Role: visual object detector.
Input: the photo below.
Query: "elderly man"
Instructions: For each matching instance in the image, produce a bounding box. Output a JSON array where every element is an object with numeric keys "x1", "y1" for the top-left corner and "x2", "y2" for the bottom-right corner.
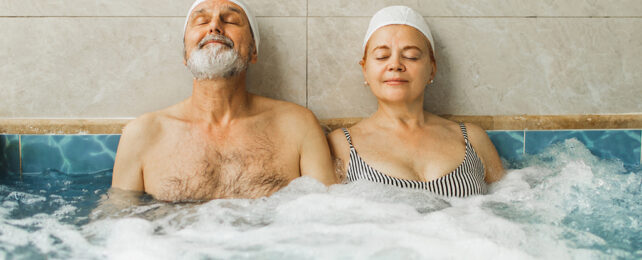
[{"x1": 111, "y1": 0, "x2": 337, "y2": 201}]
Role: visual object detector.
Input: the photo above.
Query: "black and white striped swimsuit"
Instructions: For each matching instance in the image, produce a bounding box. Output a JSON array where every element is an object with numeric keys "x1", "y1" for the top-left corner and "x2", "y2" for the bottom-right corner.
[{"x1": 342, "y1": 123, "x2": 487, "y2": 197}]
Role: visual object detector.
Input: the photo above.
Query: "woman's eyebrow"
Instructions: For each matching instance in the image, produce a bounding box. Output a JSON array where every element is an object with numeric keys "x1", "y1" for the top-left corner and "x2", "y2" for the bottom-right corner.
[
  {"x1": 402, "y1": 46, "x2": 423, "y2": 52},
  {"x1": 372, "y1": 45, "x2": 390, "y2": 52}
]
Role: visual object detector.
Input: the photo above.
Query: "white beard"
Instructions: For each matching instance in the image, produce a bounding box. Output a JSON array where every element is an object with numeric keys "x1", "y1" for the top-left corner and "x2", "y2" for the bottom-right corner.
[{"x1": 186, "y1": 44, "x2": 249, "y2": 80}]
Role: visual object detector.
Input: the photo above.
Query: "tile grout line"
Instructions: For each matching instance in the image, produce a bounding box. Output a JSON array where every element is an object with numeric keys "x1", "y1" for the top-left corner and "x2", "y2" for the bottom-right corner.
[
  {"x1": 523, "y1": 130, "x2": 526, "y2": 156},
  {"x1": 18, "y1": 135, "x2": 22, "y2": 178}
]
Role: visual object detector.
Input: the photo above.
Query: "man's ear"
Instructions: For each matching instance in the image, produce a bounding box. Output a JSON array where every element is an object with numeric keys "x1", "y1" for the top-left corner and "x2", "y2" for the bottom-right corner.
[{"x1": 250, "y1": 45, "x2": 258, "y2": 64}]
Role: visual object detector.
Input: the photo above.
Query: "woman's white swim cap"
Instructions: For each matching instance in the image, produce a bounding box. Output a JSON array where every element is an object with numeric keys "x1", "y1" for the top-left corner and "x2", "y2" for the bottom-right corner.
[{"x1": 363, "y1": 6, "x2": 434, "y2": 56}]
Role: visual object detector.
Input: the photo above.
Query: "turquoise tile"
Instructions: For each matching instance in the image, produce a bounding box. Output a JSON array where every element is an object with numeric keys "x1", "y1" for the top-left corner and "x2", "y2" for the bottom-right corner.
[
  {"x1": 525, "y1": 130, "x2": 641, "y2": 168},
  {"x1": 486, "y1": 131, "x2": 525, "y2": 168},
  {"x1": 21, "y1": 135, "x2": 120, "y2": 174},
  {"x1": 0, "y1": 135, "x2": 20, "y2": 176}
]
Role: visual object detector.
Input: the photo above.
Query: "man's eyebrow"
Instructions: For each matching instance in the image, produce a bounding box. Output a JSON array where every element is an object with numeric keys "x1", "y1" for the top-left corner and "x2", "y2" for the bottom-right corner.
[
  {"x1": 190, "y1": 8, "x2": 208, "y2": 20},
  {"x1": 224, "y1": 6, "x2": 242, "y2": 14}
]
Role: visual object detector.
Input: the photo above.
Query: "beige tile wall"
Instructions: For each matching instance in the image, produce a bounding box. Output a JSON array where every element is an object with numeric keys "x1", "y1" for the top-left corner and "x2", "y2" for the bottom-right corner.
[{"x1": 0, "y1": 0, "x2": 640, "y2": 119}]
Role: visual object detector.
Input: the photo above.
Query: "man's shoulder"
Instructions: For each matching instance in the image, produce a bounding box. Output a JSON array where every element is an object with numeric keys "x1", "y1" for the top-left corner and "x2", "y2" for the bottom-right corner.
[
  {"x1": 253, "y1": 95, "x2": 318, "y2": 123},
  {"x1": 122, "y1": 112, "x2": 162, "y2": 141},
  {"x1": 123, "y1": 103, "x2": 185, "y2": 136},
  {"x1": 252, "y1": 96, "x2": 322, "y2": 141}
]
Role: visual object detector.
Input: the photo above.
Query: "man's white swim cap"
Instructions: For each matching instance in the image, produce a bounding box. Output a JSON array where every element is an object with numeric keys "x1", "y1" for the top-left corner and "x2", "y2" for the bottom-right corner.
[
  {"x1": 363, "y1": 6, "x2": 434, "y2": 56},
  {"x1": 184, "y1": 0, "x2": 260, "y2": 55}
]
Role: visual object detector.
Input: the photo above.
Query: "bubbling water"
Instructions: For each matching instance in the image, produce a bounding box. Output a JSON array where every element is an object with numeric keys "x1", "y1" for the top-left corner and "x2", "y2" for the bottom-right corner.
[{"x1": 0, "y1": 139, "x2": 640, "y2": 259}]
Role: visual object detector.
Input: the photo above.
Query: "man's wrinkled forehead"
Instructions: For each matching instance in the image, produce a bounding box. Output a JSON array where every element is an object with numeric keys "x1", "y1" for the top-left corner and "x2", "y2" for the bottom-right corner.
[{"x1": 188, "y1": 1, "x2": 246, "y2": 24}]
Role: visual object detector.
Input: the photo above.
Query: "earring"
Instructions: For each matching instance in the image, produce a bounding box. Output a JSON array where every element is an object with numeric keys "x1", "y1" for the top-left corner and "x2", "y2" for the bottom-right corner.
[
  {"x1": 425, "y1": 80, "x2": 434, "y2": 88},
  {"x1": 364, "y1": 81, "x2": 369, "y2": 86}
]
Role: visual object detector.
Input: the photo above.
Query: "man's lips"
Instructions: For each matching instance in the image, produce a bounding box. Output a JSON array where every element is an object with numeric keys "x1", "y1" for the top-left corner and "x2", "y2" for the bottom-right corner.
[{"x1": 200, "y1": 40, "x2": 230, "y2": 48}]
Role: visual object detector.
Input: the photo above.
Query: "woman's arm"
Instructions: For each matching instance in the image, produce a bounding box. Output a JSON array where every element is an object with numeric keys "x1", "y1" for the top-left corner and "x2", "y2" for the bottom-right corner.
[{"x1": 464, "y1": 123, "x2": 505, "y2": 183}]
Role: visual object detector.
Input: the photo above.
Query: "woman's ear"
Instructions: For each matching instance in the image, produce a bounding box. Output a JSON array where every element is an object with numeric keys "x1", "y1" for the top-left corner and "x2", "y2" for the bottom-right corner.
[{"x1": 430, "y1": 59, "x2": 437, "y2": 82}]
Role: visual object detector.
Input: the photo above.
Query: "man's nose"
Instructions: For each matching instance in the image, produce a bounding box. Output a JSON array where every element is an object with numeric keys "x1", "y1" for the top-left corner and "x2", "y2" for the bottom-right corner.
[{"x1": 208, "y1": 19, "x2": 224, "y2": 35}]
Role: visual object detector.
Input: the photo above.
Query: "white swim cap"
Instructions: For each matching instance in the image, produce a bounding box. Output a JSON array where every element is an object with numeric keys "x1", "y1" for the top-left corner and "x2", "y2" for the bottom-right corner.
[
  {"x1": 363, "y1": 6, "x2": 434, "y2": 56},
  {"x1": 184, "y1": 0, "x2": 260, "y2": 55}
]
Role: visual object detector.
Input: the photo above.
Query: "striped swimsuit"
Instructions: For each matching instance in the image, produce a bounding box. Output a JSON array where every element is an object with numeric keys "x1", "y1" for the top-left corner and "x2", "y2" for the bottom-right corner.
[{"x1": 342, "y1": 123, "x2": 487, "y2": 197}]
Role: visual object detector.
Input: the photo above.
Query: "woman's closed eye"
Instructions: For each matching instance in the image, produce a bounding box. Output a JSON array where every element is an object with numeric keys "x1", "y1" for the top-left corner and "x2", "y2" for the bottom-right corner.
[
  {"x1": 375, "y1": 55, "x2": 389, "y2": 60},
  {"x1": 402, "y1": 50, "x2": 421, "y2": 60}
]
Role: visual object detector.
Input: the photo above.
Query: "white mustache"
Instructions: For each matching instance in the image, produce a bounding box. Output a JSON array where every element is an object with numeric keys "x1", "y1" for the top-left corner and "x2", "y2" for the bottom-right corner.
[{"x1": 198, "y1": 34, "x2": 234, "y2": 49}]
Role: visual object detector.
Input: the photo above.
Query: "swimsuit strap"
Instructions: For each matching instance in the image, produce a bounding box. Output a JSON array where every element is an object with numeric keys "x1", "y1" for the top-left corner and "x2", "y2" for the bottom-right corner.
[
  {"x1": 341, "y1": 128, "x2": 355, "y2": 149},
  {"x1": 459, "y1": 122, "x2": 469, "y2": 145}
]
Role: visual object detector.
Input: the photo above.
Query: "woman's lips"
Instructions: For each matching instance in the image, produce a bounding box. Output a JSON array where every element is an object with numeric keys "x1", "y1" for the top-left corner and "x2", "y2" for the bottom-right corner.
[{"x1": 384, "y1": 79, "x2": 409, "y2": 85}]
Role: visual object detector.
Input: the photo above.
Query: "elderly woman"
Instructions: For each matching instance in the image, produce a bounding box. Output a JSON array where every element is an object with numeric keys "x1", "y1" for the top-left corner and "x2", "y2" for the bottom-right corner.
[{"x1": 328, "y1": 6, "x2": 504, "y2": 197}]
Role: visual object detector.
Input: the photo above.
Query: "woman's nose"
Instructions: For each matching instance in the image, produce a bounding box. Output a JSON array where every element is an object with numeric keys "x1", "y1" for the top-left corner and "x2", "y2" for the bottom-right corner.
[{"x1": 387, "y1": 56, "x2": 405, "y2": 72}]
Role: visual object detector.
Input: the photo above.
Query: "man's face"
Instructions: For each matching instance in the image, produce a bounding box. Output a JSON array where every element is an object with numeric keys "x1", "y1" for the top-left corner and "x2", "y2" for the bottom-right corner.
[{"x1": 183, "y1": 0, "x2": 257, "y2": 79}]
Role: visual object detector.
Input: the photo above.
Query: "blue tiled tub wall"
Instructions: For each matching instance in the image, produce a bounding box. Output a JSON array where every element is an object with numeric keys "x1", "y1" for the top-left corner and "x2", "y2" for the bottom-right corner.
[{"x1": 1, "y1": 130, "x2": 641, "y2": 175}]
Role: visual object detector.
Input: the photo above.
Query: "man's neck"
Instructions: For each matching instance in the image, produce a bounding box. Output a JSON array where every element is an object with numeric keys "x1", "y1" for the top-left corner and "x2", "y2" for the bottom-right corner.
[{"x1": 187, "y1": 73, "x2": 251, "y2": 126}]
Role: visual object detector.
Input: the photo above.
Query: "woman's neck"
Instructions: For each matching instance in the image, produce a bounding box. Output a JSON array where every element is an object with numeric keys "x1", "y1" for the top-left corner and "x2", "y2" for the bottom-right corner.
[{"x1": 371, "y1": 99, "x2": 427, "y2": 130}]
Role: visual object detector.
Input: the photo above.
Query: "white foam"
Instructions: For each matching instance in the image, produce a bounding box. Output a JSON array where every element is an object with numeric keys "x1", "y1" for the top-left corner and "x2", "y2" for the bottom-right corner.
[{"x1": 1, "y1": 139, "x2": 640, "y2": 259}]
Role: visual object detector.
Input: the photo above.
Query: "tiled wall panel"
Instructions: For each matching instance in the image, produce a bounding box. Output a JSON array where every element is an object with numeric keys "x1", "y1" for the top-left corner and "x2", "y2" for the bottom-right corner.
[
  {"x1": 20, "y1": 135, "x2": 119, "y2": 174},
  {"x1": 0, "y1": 0, "x2": 640, "y2": 119},
  {"x1": 0, "y1": 17, "x2": 307, "y2": 117},
  {"x1": 487, "y1": 131, "x2": 524, "y2": 167},
  {"x1": 0, "y1": 135, "x2": 20, "y2": 175},
  {"x1": 308, "y1": 17, "x2": 642, "y2": 118},
  {"x1": 0, "y1": 0, "x2": 307, "y2": 17},
  {"x1": 525, "y1": 130, "x2": 642, "y2": 168},
  {"x1": 309, "y1": 0, "x2": 642, "y2": 17},
  {"x1": 1, "y1": 130, "x2": 639, "y2": 174}
]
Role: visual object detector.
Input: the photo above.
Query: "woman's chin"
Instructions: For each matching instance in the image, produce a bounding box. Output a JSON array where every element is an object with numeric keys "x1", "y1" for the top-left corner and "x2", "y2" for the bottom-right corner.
[{"x1": 375, "y1": 90, "x2": 422, "y2": 103}]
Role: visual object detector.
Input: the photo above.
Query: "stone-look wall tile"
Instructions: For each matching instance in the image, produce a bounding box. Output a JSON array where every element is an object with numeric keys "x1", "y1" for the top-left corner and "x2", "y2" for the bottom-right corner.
[
  {"x1": 307, "y1": 17, "x2": 642, "y2": 118},
  {"x1": 309, "y1": 0, "x2": 642, "y2": 17},
  {"x1": 0, "y1": 17, "x2": 192, "y2": 118},
  {"x1": 21, "y1": 135, "x2": 119, "y2": 174},
  {"x1": 0, "y1": 17, "x2": 304, "y2": 117},
  {"x1": 425, "y1": 18, "x2": 642, "y2": 116},
  {"x1": 308, "y1": 17, "x2": 375, "y2": 119},
  {"x1": 524, "y1": 130, "x2": 642, "y2": 168},
  {"x1": 0, "y1": 0, "x2": 306, "y2": 17},
  {"x1": 247, "y1": 18, "x2": 306, "y2": 106},
  {"x1": 241, "y1": 0, "x2": 306, "y2": 17},
  {"x1": 0, "y1": 135, "x2": 20, "y2": 175}
]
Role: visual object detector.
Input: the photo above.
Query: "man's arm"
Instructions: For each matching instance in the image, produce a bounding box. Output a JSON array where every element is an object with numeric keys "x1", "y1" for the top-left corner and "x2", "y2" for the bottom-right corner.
[
  {"x1": 111, "y1": 119, "x2": 148, "y2": 192},
  {"x1": 298, "y1": 110, "x2": 339, "y2": 185},
  {"x1": 327, "y1": 128, "x2": 352, "y2": 183}
]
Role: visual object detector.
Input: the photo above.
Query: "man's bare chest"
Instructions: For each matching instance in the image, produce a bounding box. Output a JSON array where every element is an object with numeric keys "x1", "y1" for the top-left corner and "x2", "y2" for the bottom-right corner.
[{"x1": 142, "y1": 132, "x2": 299, "y2": 201}]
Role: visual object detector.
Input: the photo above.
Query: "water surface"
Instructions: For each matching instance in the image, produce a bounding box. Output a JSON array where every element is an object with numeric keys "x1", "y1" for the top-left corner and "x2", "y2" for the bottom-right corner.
[{"x1": 0, "y1": 139, "x2": 640, "y2": 259}]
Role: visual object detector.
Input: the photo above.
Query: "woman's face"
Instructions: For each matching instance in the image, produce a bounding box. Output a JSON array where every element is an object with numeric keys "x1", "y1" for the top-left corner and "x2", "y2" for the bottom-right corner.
[{"x1": 361, "y1": 25, "x2": 436, "y2": 104}]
